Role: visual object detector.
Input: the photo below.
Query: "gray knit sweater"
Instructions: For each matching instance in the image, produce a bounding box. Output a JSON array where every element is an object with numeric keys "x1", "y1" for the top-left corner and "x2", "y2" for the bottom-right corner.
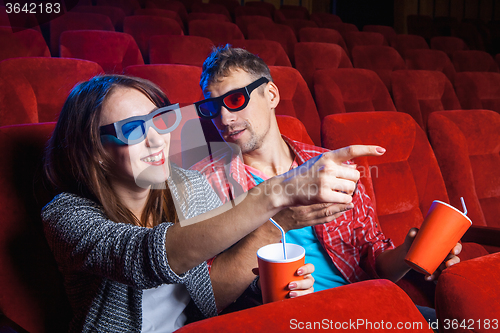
[{"x1": 41, "y1": 168, "x2": 222, "y2": 332}]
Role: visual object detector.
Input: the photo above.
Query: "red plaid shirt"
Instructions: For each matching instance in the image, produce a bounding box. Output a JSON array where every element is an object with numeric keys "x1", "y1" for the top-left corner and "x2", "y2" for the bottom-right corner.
[{"x1": 191, "y1": 136, "x2": 394, "y2": 283}]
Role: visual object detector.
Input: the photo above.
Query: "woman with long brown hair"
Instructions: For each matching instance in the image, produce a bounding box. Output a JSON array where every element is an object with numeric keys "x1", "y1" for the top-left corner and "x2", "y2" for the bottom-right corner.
[{"x1": 41, "y1": 75, "x2": 365, "y2": 332}]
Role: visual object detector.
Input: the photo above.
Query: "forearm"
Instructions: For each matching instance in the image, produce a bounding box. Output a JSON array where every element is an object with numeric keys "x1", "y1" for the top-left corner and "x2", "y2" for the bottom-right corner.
[
  {"x1": 210, "y1": 222, "x2": 281, "y2": 311},
  {"x1": 165, "y1": 179, "x2": 285, "y2": 275},
  {"x1": 375, "y1": 245, "x2": 412, "y2": 282}
]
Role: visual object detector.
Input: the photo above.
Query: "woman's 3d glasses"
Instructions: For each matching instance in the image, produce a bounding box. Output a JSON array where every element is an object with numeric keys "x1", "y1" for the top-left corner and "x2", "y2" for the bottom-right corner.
[
  {"x1": 194, "y1": 77, "x2": 269, "y2": 119},
  {"x1": 100, "y1": 104, "x2": 182, "y2": 145}
]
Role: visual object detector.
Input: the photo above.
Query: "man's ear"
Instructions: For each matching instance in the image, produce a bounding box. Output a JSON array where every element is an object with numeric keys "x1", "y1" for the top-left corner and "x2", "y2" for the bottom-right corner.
[{"x1": 267, "y1": 81, "x2": 280, "y2": 109}]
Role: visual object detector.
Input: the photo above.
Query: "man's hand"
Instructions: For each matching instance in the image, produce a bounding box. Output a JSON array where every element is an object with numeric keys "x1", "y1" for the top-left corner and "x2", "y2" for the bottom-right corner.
[{"x1": 403, "y1": 228, "x2": 462, "y2": 281}]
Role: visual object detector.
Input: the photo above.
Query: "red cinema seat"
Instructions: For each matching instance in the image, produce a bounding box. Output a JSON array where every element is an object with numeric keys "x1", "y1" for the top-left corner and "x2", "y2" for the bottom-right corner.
[
  {"x1": 60, "y1": 30, "x2": 144, "y2": 74},
  {"x1": 231, "y1": 40, "x2": 292, "y2": 67},
  {"x1": 391, "y1": 70, "x2": 461, "y2": 130},
  {"x1": 191, "y1": 2, "x2": 231, "y2": 21},
  {"x1": 298, "y1": 27, "x2": 349, "y2": 56},
  {"x1": 428, "y1": 110, "x2": 500, "y2": 253},
  {"x1": 177, "y1": 280, "x2": 433, "y2": 333},
  {"x1": 436, "y1": 252, "x2": 500, "y2": 330},
  {"x1": 124, "y1": 16, "x2": 184, "y2": 63},
  {"x1": 323, "y1": 22, "x2": 359, "y2": 38},
  {"x1": 452, "y1": 50, "x2": 500, "y2": 73},
  {"x1": 247, "y1": 23, "x2": 297, "y2": 64},
  {"x1": 124, "y1": 64, "x2": 204, "y2": 166},
  {"x1": 430, "y1": 36, "x2": 468, "y2": 59},
  {"x1": 294, "y1": 42, "x2": 352, "y2": 92},
  {"x1": 0, "y1": 27, "x2": 50, "y2": 62},
  {"x1": 149, "y1": 35, "x2": 214, "y2": 67},
  {"x1": 95, "y1": 0, "x2": 141, "y2": 15},
  {"x1": 0, "y1": 5, "x2": 40, "y2": 32},
  {"x1": 234, "y1": 6, "x2": 272, "y2": 19},
  {"x1": 72, "y1": 5, "x2": 126, "y2": 31},
  {"x1": 236, "y1": 15, "x2": 274, "y2": 38},
  {"x1": 275, "y1": 115, "x2": 314, "y2": 145},
  {"x1": 145, "y1": 0, "x2": 189, "y2": 23},
  {"x1": 49, "y1": 12, "x2": 115, "y2": 56},
  {"x1": 321, "y1": 111, "x2": 488, "y2": 307},
  {"x1": 0, "y1": 123, "x2": 72, "y2": 333},
  {"x1": 351, "y1": 45, "x2": 406, "y2": 92},
  {"x1": 270, "y1": 66, "x2": 322, "y2": 146},
  {"x1": 245, "y1": 1, "x2": 275, "y2": 15},
  {"x1": 363, "y1": 25, "x2": 397, "y2": 45},
  {"x1": 454, "y1": 72, "x2": 500, "y2": 114},
  {"x1": 187, "y1": 12, "x2": 231, "y2": 23},
  {"x1": 189, "y1": 20, "x2": 244, "y2": 47},
  {"x1": 0, "y1": 58, "x2": 104, "y2": 123},
  {"x1": 210, "y1": 0, "x2": 240, "y2": 14},
  {"x1": 278, "y1": 5, "x2": 309, "y2": 20},
  {"x1": 310, "y1": 12, "x2": 342, "y2": 27},
  {"x1": 282, "y1": 19, "x2": 318, "y2": 39},
  {"x1": 134, "y1": 8, "x2": 185, "y2": 33},
  {"x1": 344, "y1": 31, "x2": 385, "y2": 56},
  {"x1": 404, "y1": 49, "x2": 456, "y2": 84},
  {"x1": 313, "y1": 68, "x2": 396, "y2": 119},
  {"x1": 391, "y1": 34, "x2": 429, "y2": 57}
]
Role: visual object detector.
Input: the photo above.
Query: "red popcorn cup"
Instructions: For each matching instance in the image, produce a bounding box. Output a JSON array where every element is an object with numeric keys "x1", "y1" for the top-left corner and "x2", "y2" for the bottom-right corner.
[
  {"x1": 257, "y1": 243, "x2": 305, "y2": 304},
  {"x1": 405, "y1": 200, "x2": 472, "y2": 276}
]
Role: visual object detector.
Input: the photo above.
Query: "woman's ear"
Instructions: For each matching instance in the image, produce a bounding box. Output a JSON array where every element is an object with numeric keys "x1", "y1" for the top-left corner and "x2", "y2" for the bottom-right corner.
[{"x1": 267, "y1": 81, "x2": 280, "y2": 109}]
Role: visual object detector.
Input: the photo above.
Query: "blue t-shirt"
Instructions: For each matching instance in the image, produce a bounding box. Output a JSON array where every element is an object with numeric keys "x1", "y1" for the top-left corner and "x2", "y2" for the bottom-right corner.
[{"x1": 250, "y1": 172, "x2": 348, "y2": 292}]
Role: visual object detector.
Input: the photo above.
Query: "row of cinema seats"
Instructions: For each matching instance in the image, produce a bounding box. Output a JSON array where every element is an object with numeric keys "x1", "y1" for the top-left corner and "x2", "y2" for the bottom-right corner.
[{"x1": 1, "y1": 58, "x2": 500, "y2": 332}]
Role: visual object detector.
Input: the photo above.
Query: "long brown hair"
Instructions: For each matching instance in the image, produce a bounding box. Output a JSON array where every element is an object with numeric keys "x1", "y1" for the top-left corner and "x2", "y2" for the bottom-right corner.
[{"x1": 44, "y1": 75, "x2": 179, "y2": 226}]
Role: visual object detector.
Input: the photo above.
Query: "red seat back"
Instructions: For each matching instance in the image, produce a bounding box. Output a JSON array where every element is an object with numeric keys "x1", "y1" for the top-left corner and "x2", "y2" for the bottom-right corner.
[
  {"x1": 247, "y1": 23, "x2": 297, "y2": 64},
  {"x1": 299, "y1": 27, "x2": 348, "y2": 55},
  {"x1": 362, "y1": 25, "x2": 397, "y2": 45},
  {"x1": 454, "y1": 72, "x2": 500, "y2": 114},
  {"x1": 0, "y1": 27, "x2": 50, "y2": 62},
  {"x1": 310, "y1": 12, "x2": 342, "y2": 27},
  {"x1": 134, "y1": 8, "x2": 185, "y2": 33},
  {"x1": 191, "y1": 2, "x2": 232, "y2": 21},
  {"x1": 452, "y1": 50, "x2": 500, "y2": 73},
  {"x1": 231, "y1": 39, "x2": 292, "y2": 67},
  {"x1": 60, "y1": 30, "x2": 144, "y2": 74},
  {"x1": 73, "y1": 5, "x2": 126, "y2": 31},
  {"x1": 344, "y1": 31, "x2": 385, "y2": 55},
  {"x1": 95, "y1": 0, "x2": 141, "y2": 15},
  {"x1": 391, "y1": 34, "x2": 429, "y2": 57},
  {"x1": 189, "y1": 20, "x2": 244, "y2": 47},
  {"x1": 430, "y1": 36, "x2": 468, "y2": 58},
  {"x1": 404, "y1": 49, "x2": 456, "y2": 84},
  {"x1": 149, "y1": 35, "x2": 214, "y2": 67}
]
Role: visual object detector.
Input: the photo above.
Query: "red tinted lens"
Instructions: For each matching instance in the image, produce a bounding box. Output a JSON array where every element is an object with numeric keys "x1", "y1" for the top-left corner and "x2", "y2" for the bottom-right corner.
[
  {"x1": 152, "y1": 110, "x2": 176, "y2": 131},
  {"x1": 223, "y1": 92, "x2": 246, "y2": 109}
]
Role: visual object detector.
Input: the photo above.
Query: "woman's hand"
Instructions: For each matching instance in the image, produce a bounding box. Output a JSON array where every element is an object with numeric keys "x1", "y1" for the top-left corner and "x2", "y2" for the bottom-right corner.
[{"x1": 288, "y1": 263, "x2": 315, "y2": 298}]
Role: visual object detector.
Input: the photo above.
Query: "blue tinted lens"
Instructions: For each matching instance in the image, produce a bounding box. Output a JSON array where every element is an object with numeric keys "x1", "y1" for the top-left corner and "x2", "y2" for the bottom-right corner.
[
  {"x1": 199, "y1": 100, "x2": 220, "y2": 118},
  {"x1": 122, "y1": 120, "x2": 145, "y2": 140}
]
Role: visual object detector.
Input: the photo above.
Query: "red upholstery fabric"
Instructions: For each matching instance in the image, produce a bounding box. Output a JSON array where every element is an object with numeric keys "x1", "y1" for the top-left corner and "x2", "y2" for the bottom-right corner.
[
  {"x1": 0, "y1": 123, "x2": 71, "y2": 333},
  {"x1": 124, "y1": 16, "x2": 183, "y2": 63},
  {"x1": 430, "y1": 36, "x2": 469, "y2": 59},
  {"x1": 234, "y1": 6, "x2": 272, "y2": 18},
  {"x1": 149, "y1": 35, "x2": 213, "y2": 67},
  {"x1": 298, "y1": 27, "x2": 349, "y2": 55},
  {"x1": 231, "y1": 40, "x2": 292, "y2": 67},
  {"x1": 49, "y1": 12, "x2": 115, "y2": 56},
  {"x1": 351, "y1": 45, "x2": 406, "y2": 92},
  {"x1": 282, "y1": 19, "x2": 318, "y2": 39},
  {"x1": 187, "y1": 12, "x2": 230, "y2": 23},
  {"x1": 134, "y1": 8, "x2": 185, "y2": 33},
  {"x1": 428, "y1": 110, "x2": 500, "y2": 229},
  {"x1": 404, "y1": 49, "x2": 456, "y2": 84},
  {"x1": 391, "y1": 34, "x2": 429, "y2": 57},
  {"x1": 452, "y1": 50, "x2": 500, "y2": 72},
  {"x1": 209, "y1": 0, "x2": 240, "y2": 16},
  {"x1": 435, "y1": 252, "x2": 500, "y2": 332},
  {"x1": 323, "y1": 22, "x2": 359, "y2": 39},
  {"x1": 344, "y1": 31, "x2": 385, "y2": 56},
  {"x1": 0, "y1": 5, "x2": 40, "y2": 32},
  {"x1": 310, "y1": 12, "x2": 342, "y2": 27},
  {"x1": 454, "y1": 72, "x2": 500, "y2": 114},
  {"x1": 189, "y1": 20, "x2": 244, "y2": 47},
  {"x1": 279, "y1": 5, "x2": 309, "y2": 20},
  {"x1": 95, "y1": 0, "x2": 141, "y2": 15},
  {"x1": 177, "y1": 280, "x2": 433, "y2": 333},
  {"x1": 191, "y1": 3, "x2": 231, "y2": 21},
  {"x1": 60, "y1": 30, "x2": 144, "y2": 74},
  {"x1": 294, "y1": 42, "x2": 352, "y2": 92},
  {"x1": 270, "y1": 66, "x2": 321, "y2": 146},
  {"x1": 245, "y1": 1, "x2": 275, "y2": 15},
  {"x1": 0, "y1": 57, "x2": 104, "y2": 123},
  {"x1": 235, "y1": 15, "x2": 274, "y2": 38},
  {"x1": 145, "y1": 0, "x2": 189, "y2": 23},
  {"x1": 275, "y1": 115, "x2": 314, "y2": 145},
  {"x1": 124, "y1": 64, "x2": 204, "y2": 166},
  {"x1": 73, "y1": 5, "x2": 126, "y2": 31},
  {"x1": 247, "y1": 23, "x2": 297, "y2": 64},
  {"x1": 313, "y1": 68, "x2": 395, "y2": 120},
  {"x1": 0, "y1": 27, "x2": 50, "y2": 62},
  {"x1": 363, "y1": 25, "x2": 397, "y2": 45},
  {"x1": 391, "y1": 70, "x2": 461, "y2": 130}
]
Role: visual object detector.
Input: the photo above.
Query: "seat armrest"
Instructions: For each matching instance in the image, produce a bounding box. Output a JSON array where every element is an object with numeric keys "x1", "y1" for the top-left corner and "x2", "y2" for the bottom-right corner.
[{"x1": 462, "y1": 225, "x2": 500, "y2": 247}]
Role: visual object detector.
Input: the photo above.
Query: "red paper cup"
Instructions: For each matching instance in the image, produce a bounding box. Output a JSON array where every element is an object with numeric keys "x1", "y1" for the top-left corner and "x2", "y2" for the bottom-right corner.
[
  {"x1": 257, "y1": 243, "x2": 305, "y2": 303},
  {"x1": 404, "y1": 200, "x2": 472, "y2": 276}
]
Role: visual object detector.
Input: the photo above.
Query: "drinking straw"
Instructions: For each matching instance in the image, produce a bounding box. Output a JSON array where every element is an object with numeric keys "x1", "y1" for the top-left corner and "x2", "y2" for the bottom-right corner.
[
  {"x1": 269, "y1": 217, "x2": 287, "y2": 259},
  {"x1": 460, "y1": 197, "x2": 467, "y2": 216}
]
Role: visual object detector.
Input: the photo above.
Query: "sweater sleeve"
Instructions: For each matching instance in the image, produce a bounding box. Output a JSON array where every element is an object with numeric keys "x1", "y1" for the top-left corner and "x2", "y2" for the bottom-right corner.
[{"x1": 41, "y1": 193, "x2": 191, "y2": 289}]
